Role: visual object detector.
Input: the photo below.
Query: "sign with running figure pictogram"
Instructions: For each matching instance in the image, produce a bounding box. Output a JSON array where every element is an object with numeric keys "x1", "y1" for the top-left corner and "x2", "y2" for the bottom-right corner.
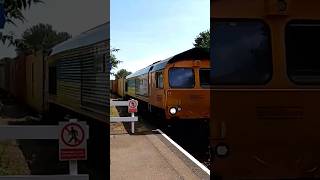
[{"x1": 59, "y1": 121, "x2": 88, "y2": 161}]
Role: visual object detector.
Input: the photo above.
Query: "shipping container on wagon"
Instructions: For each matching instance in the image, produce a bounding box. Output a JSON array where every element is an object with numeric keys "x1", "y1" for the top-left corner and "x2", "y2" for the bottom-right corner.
[
  {"x1": 48, "y1": 22, "x2": 109, "y2": 122},
  {"x1": 25, "y1": 51, "x2": 44, "y2": 112},
  {"x1": 0, "y1": 58, "x2": 11, "y2": 92},
  {"x1": 9, "y1": 55, "x2": 26, "y2": 102},
  {"x1": 116, "y1": 77, "x2": 125, "y2": 97},
  {"x1": 111, "y1": 79, "x2": 117, "y2": 94}
]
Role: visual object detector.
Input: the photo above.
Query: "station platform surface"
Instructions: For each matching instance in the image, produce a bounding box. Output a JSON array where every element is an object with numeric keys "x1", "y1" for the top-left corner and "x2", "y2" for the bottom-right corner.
[{"x1": 110, "y1": 122, "x2": 210, "y2": 180}]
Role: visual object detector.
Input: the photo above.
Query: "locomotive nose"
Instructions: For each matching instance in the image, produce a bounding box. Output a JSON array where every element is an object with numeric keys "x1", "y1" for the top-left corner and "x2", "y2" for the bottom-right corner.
[{"x1": 166, "y1": 89, "x2": 210, "y2": 119}]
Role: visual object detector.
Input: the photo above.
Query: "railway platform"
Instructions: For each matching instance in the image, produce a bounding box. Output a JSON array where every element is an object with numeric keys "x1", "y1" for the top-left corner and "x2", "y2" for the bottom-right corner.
[{"x1": 110, "y1": 120, "x2": 210, "y2": 180}]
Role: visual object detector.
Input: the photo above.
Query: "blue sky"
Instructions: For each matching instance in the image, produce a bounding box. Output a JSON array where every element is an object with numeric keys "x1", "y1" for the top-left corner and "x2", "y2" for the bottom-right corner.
[{"x1": 111, "y1": 0, "x2": 209, "y2": 79}]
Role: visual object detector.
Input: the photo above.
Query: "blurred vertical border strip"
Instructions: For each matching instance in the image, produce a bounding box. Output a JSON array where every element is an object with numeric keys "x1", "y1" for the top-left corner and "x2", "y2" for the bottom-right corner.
[{"x1": 0, "y1": 0, "x2": 5, "y2": 29}]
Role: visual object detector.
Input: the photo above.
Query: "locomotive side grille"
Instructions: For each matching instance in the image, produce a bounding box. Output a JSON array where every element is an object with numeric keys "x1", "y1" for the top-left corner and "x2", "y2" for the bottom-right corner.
[
  {"x1": 80, "y1": 41, "x2": 109, "y2": 115},
  {"x1": 54, "y1": 40, "x2": 109, "y2": 116},
  {"x1": 56, "y1": 53, "x2": 82, "y2": 105}
]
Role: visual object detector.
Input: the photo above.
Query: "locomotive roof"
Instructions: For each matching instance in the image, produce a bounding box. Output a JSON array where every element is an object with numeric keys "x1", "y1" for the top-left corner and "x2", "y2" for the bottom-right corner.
[
  {"x1": 126, "y1": 65, "x2": 153, "y2": 79},
  {"x1": 126, "y1": 47, "x2": 209, "y2": 79},
  {"x1": 50, "y1": 22, "x2": 110, "y2": 56}
]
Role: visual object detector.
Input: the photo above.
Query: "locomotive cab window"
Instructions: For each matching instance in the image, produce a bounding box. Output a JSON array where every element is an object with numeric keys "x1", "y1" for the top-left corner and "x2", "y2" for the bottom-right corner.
[
  {"x1": 211, "y1": 20, "x2": 272, "y2": 84},
  {"x1": 286, "y1": 21, "x2": 320, "y2": 84},
  {"x1": 156, "y1": 71, "x2": 163, "y2": 88},
  {"x1": 169, "y1": 68, "x2": 195, "y2": 88},
  {"x1": 200, "y1": 68, "x2": 210, "y2": 88}
]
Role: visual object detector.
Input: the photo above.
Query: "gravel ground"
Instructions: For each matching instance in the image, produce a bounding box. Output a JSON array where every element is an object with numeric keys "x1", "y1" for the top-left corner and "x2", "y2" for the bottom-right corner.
[{"x1": 0, "y1": 97, "x2": 31, "y2": 175}]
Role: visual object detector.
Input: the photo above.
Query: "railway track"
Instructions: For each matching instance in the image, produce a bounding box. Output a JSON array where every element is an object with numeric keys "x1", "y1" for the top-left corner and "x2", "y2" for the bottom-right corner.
[{"x1": 159, "y1": 120, "x2": 211, "y2": 169}]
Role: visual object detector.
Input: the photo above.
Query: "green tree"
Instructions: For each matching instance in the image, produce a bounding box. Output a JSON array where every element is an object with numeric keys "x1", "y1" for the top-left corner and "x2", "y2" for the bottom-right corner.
[
  {"x1": 115, "y1": 69, "x2": 131, "y2": 79},
  {"x1": 193, "y1": 30, "x2": 210, "y2": 48},
  {"x1": 110, "y1": 47, "x2": 121, "y2": 70},
  {"x1": 16, "y1": 23, "x2": 71, "y2": 54},
  {"x1": 0, "y1": 0, "x2": 43, "y2": 45}
]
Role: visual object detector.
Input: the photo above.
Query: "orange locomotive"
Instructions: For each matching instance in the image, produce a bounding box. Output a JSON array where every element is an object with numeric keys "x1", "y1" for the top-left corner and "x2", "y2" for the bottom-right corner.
[
  {"x1": 211, "y1": 0, "x2": 320, "y2": 179},
  {"x1": 125, "y1": 48, "x2": 210, "y2": 121}
]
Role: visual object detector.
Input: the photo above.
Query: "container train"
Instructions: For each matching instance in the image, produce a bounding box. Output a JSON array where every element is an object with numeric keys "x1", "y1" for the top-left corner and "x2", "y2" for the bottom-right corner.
[
  {"x1": 0, "y1": 22, "x2": 109, "y2": 122},
  {"x1": 111, "y1": 47, "x2": 210, "y2": 121}
]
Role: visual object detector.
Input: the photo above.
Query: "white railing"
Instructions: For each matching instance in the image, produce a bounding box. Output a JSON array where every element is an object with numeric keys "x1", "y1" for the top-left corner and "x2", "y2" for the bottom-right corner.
[
  {"x1": 0, "y1": 119, "x2": 89, "y2": 180},
  {"x1": 110, "y1": 99, "x2": 138, "y2": 134}
]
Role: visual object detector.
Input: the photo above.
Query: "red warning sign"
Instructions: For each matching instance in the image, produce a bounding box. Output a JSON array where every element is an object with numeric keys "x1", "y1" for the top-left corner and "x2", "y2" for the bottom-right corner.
[
  {"x1": 128, "y1": 99, "x2": 138, "y2": 113},
  {"x1": 59, "y1": 121, "x2": 88, "y2": 161},
  {"x1": 61, "y1": 123, "x2": 84, "y2": 147},
  {"x1": 60, "y1": 149, "x2": 86, "y2": 160}
]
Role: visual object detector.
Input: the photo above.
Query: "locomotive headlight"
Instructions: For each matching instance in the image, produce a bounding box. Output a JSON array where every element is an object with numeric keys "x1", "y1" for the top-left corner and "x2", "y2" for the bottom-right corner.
[
  {"x1": 215, "y1": 144, "x2": 229, "y2": 157},
  {"x1": 169, "y1": 107, "x2": 177, "y2": 115}
]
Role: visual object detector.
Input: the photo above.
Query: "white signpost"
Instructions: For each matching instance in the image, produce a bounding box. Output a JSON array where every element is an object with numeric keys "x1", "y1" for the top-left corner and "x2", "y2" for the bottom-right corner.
[{"x1": 59, "y1": 119, "x2": 89, "y2": 176}]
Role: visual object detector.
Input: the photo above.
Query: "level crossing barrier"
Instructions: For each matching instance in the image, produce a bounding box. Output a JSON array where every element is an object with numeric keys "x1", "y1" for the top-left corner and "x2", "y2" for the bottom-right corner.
[
  {"x1": 0, "y1": 118, "x2": 89, "y2": 180},
  {"x1": 110, "y1": 99, "x2": 138, "y2": 133}
]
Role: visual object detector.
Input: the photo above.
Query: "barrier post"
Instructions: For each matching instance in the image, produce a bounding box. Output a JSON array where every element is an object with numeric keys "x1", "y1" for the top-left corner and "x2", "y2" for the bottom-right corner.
[
  {"x1": 131, "y1": 112, "x2": 135, "y2": 133},
  {"x1": 70, "y1": 160, "x2": 78, "y2": 175},
  {"x1": 69, "y1": 118, "x2": 78, "y2": 175}
]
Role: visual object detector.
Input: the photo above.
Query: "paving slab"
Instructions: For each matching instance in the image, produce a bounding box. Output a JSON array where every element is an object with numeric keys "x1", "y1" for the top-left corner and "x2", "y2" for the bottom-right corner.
[{"x1": 110, "y1": 132, "x2": 209, "y2": 180}]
